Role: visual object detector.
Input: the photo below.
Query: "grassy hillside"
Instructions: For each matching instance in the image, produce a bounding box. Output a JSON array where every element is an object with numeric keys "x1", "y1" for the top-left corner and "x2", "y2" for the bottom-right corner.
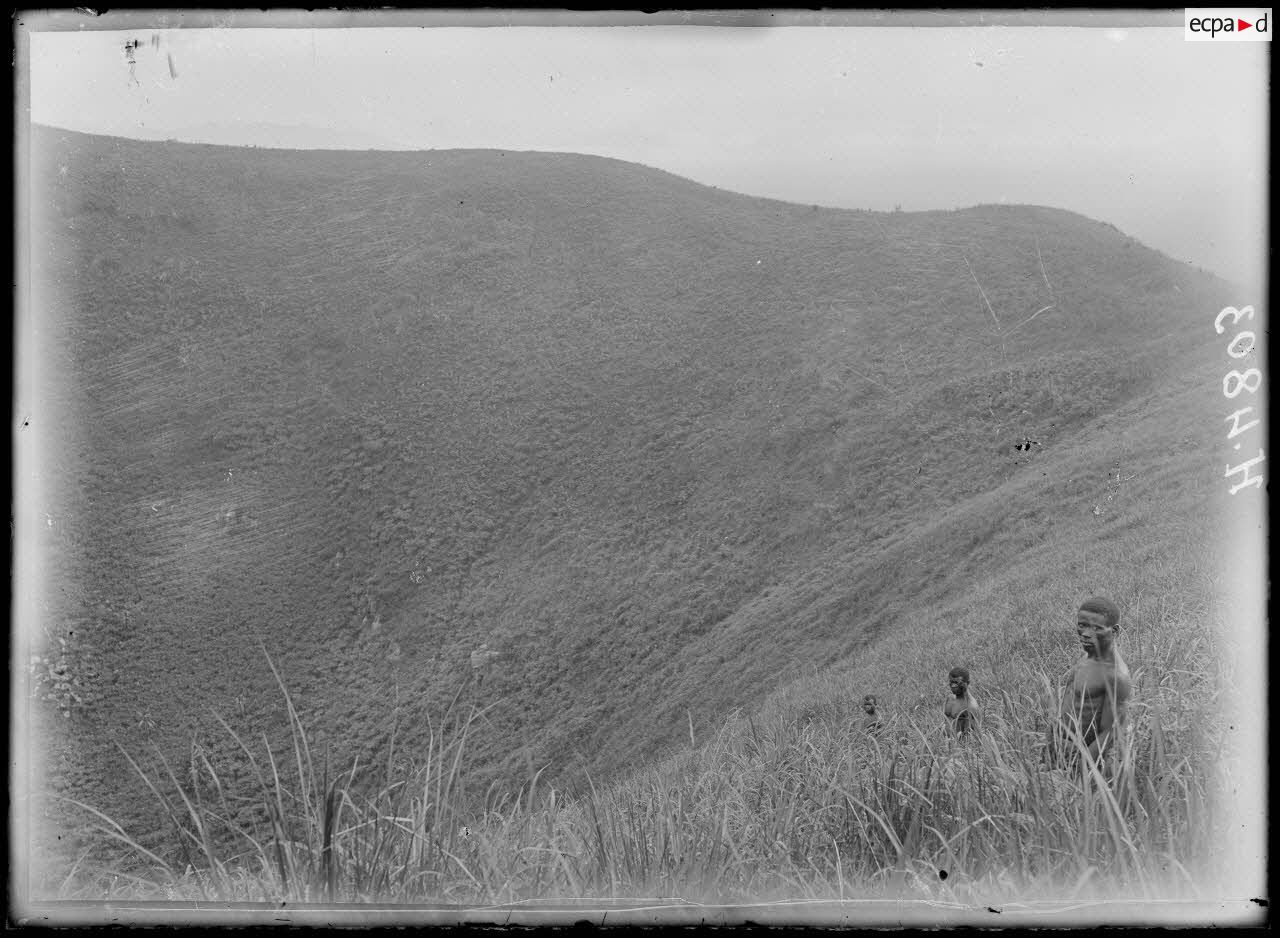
[{"x1": 23, "y1": 126, "x2": 1240, "y2": 892}]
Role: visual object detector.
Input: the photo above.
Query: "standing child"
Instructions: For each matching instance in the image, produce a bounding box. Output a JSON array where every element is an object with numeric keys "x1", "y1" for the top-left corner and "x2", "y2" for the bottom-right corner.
[
  {"x1": 1050, "y1": 596, "x2": 1132, "y2": 769},
  {"x1": 943, "y1": 667, "x2": 980, "y2": 738},
  {"x1": 861, "y1": 694, "x2": 885, "y2": 735}
]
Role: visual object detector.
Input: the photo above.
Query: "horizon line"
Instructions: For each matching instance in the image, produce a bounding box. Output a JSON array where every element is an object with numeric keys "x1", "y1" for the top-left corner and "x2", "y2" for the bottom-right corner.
[{"x1": 27, "y1": 120, "x2": 1229, "y2": 282}]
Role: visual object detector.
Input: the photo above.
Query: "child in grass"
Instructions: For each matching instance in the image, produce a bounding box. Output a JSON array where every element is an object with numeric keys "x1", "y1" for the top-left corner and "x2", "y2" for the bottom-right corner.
[
  {"x1": 1049, "y1": 596, "x2": 1132, "y2": 769},
  {"x1": 943, "y1": 667, "x2": 980, "y2": 738},
  {"x1": 861, "y1": 694, "x2": 885, "y2": 734},
  {"x1": 470, "y1": 643, "x2": 500, "y2": 685}
]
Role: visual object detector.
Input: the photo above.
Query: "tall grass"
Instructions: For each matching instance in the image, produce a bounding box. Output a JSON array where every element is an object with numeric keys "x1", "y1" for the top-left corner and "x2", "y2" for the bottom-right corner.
[
  {"x1": 53, "y1": 650, "x2": 492, "y2": 902},
  {"x1": 53, "y1": 558, "x2": 1233, "y2": 906}
]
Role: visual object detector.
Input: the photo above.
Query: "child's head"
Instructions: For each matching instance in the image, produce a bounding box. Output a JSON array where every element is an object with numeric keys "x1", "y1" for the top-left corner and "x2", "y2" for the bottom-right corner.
[
  {"x1": 1077, "y1": 596, "x2": 1121, "y2": 654},
  {"x1": 1078, "y1": 596, "x2": 1121, "y2": 628},
  {"x1": 947, "y1": 667, "x2": 970, "y2": 695}
]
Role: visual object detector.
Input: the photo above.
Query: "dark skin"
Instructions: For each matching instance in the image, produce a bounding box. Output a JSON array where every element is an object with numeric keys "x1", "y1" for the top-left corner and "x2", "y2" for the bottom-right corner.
[
  {"x1": 1052, "y1": 608, "x2": 1132, "y2": 766},
  {"x1": 943, "y1": 669, "x2": 979, "y2": 737},
  {"x1": 862, "y1": 694, "x2": 883, "y2": 733}
]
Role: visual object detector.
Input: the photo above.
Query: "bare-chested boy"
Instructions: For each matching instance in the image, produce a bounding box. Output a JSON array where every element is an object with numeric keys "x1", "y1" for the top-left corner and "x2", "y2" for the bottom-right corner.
[
  {"x1": 861, "y1": 694, "x2": 884, "y2": 734},
  {"x1": 1050, "y1": 596, "x2": 1132, "y2": 768},
  {"x1": 943, "y1": 667, "x2": 980, "y2": 738}
]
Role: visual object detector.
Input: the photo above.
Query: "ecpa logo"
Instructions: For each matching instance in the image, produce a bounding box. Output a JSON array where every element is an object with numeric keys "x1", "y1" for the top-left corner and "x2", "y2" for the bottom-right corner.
[{"x1": 1185, "y1": 8, "x2": 1272, "y2": 40}]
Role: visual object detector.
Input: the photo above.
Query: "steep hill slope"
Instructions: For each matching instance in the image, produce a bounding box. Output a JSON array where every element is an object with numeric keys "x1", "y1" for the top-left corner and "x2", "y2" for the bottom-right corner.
[{"x1": 25, "y1": 126, "x2": 1232, "y2": 860}]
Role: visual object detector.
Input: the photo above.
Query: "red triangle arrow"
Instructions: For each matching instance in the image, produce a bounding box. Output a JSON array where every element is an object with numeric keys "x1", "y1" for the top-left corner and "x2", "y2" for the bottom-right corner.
[{"x1": 1238, "y1": 18, "x2": 1252, "y2": 30}]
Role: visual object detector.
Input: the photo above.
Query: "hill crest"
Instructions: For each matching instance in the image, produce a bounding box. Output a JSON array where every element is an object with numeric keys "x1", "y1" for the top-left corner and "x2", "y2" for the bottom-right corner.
[{"x1": 32, "y1": 123, "x2": 1188, "y2": 247}]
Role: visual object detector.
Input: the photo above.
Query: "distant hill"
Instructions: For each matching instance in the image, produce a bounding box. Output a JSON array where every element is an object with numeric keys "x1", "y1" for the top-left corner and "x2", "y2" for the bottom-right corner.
[
  {"x1": 25, "y1": 125, "x2": 1232, "y2": 861},
  {"x1": 163, "y1": 120, "x2": 407, "y2": 151}
]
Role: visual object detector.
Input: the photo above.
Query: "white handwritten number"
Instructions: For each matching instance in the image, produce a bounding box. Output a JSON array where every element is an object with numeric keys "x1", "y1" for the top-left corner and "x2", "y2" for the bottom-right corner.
[
  {"x1": 1227, "y1": 331, "x2": 1256, "y2": 359},
  {"x1": 1225, "y1": 407, "x2": 1260, "y2": 440},
  {"x1": 1214, "y1": 305, "x2": 1255, "y2": 335},
  {"x1": 1218, "y1": 305, "x2": 1264, "y2": 495},
  {"x1": 1223, "y1": 368, "x2": 1262, "y2": 399}
]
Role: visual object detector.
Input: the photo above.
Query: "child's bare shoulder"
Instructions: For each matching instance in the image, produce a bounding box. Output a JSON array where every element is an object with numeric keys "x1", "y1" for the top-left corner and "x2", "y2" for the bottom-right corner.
[{"x1": 1113, "y1": 653, "x2": 1133, "y2": 696}]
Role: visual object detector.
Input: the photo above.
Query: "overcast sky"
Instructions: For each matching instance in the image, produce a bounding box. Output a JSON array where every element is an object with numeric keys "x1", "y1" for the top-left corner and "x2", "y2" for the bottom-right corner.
[{"x1": 23, "y1": 12, "x2": 1269, "y2": 286}]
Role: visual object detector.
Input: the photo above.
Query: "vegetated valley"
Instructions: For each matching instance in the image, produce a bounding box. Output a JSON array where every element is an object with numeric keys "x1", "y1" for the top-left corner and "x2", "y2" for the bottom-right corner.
[{"x1": 27, "y1": 125, "x2": 1236, "y2": 891}]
